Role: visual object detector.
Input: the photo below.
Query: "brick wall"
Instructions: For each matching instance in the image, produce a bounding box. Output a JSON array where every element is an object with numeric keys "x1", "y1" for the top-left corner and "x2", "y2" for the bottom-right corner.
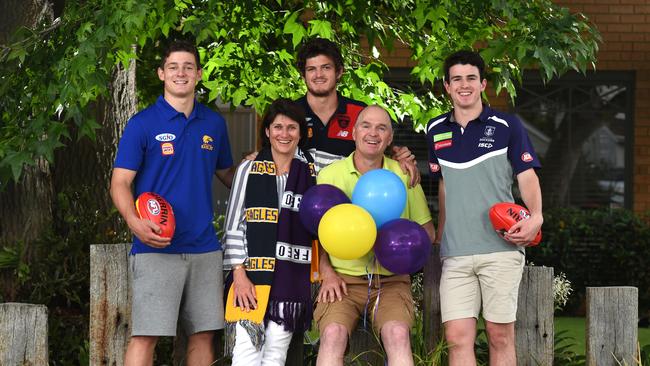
[{"x1": 382, "y1": 0, "x2": 650, "y2": 211}]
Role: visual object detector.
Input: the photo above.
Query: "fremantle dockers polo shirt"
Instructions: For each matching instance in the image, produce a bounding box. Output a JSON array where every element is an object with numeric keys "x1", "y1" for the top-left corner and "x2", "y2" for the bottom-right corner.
[
  {"x1": 426, "y1": 105, "x2": 541, "y2": 257},
  {"x1": 114, "y1": 96, "x2": 234, "y2": 254},
  {"x1": 295, "y1": 94, "x2": 366, "y2": 171}
]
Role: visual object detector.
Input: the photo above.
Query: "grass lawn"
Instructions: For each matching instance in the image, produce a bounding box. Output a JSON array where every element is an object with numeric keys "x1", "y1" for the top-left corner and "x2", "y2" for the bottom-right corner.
[{"x1": 555, "y1": 316, "x2": 650, "y2": 355}]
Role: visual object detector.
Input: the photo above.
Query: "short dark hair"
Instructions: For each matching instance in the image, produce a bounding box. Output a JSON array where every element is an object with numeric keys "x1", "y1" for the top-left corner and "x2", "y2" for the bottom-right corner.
[
  {"x1": 260, "y1": 98, "x2": 308, "y2": 148},
  {"x1": 296, "y1": 38, "x2": 344, "y2": 76},
  {"x1": 160, "y1": 39, "x2": 201, "y2": 69},
  {"x1": 444, "y1": 50, "x2": 485, "y2": 82}
]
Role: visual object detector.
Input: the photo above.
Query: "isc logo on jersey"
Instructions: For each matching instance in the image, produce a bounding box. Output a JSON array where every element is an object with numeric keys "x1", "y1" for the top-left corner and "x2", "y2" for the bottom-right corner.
[{"x1": 478, "y1": 142, "x2": 493, "y2": 148}]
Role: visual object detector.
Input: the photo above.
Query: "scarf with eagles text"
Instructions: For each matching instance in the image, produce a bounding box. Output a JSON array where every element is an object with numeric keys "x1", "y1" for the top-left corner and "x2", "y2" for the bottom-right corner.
[{"x1": 224, "y1": 146, "x2": 316, "y2": 354}]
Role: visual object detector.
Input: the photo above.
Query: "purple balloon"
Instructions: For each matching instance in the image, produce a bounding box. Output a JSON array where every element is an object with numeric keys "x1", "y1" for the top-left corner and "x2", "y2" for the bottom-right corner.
[
  {"x1": 374, "y1": 219, "x2": 431, "y2": 274},
  {"x1": 299, "y1": 184, "x2": 351, "y2": 234}
]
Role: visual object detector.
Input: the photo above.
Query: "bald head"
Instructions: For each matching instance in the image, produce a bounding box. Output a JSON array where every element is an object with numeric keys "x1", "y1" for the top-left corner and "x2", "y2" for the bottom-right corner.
[
  {"x1": 352, "y1": 105, "x2": 393, "y2": 159},
  {"x1": 355, "y1": 105, "x2": 392, "y2": 132}
]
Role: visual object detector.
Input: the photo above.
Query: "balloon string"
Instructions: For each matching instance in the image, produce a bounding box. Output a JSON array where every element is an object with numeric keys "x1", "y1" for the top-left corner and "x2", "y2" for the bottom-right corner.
[
  {"x1": 362, "y1": 255, "x2": 376, "y2": 329},
  {"x1": 372, "y1": 259, "x2": 381, "y2": 327}
]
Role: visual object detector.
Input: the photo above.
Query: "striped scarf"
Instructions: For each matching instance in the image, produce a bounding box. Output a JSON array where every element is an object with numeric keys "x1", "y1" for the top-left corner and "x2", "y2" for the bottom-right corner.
[{"x1": 225, "y1": 147, "x2": 315, "y2": 354}]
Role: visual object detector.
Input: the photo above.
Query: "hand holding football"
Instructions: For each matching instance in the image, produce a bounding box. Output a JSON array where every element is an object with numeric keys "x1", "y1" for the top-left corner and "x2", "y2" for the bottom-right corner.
[
  {"x1": 488, "y1": 202, "x2": 541, "y2": 246},
  {"x1": 135, "y1": 192, "x2": 176, "y2": 239}
]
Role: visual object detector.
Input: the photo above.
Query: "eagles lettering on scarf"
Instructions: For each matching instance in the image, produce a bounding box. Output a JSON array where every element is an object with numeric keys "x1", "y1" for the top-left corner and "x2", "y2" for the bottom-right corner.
[
  {"x1": 245, "y1": 207, "x2": 279, "y2": 223},
  {"x1": 224, "y1": 147, "x2": 316, "y2": 356},
  {"x1": 250, "y1": 160, "x2": 276, "y2": 175},
  {"x1": 248, "y1": 257, "x2": 276, "y2": 271}
]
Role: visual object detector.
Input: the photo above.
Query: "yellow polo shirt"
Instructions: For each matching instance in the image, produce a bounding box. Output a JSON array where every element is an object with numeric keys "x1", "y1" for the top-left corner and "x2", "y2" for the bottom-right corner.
[{"x1": 317, "y1": 152, "x2": 432, "y2": 276}]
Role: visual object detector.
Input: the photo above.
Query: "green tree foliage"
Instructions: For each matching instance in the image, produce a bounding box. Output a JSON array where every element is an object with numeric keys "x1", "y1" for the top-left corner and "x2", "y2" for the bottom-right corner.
[{"x1": 0, "y1": 0, "x2": 600, "y2": 185}]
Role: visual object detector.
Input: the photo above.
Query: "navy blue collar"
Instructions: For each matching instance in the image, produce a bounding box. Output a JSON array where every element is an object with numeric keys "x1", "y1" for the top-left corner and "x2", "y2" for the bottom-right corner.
[
  {"x1": 446, "y1": 104, "x2": 493, "y2": 125},
  {"x1": 300, "y1": 92, "x2": 348, "y2": 118}
]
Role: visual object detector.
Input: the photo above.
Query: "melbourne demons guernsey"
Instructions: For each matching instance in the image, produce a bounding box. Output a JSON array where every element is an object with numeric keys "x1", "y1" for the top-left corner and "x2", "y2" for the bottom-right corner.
[
  {"x1": 295, "y1": 94, "x2": 366, "y2": 172},
  {"x1": 426, "y1": 105, "x2": 541, "y2": 257}
]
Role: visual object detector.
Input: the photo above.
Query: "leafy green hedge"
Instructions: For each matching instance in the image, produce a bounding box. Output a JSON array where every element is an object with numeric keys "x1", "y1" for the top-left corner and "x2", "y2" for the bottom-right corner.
[{"x1": 527, "y1": 207, "x2": 650, "y2": 316}]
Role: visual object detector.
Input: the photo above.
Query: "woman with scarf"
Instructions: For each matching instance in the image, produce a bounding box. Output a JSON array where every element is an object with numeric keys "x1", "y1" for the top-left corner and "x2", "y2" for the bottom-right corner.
[{"x1": 222, "y1": 98, "x2": 316, "y2": 365}]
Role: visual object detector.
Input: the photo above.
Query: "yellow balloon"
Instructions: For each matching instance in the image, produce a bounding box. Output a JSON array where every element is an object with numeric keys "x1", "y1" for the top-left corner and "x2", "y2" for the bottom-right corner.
[{"x1": 318, "y1": 203, "x2": 377, "y2": 260}]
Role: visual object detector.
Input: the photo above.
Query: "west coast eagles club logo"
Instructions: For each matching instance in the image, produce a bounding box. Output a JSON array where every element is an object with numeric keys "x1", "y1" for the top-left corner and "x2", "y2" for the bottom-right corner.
[{"x1": 201, "y1": 135, "x2": 214, "y2": 151}]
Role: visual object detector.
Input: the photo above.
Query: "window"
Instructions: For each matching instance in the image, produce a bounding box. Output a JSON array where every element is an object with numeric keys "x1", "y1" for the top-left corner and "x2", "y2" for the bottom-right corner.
[{"x1": 513, "y1": 71, "x2": 634, "y2": 209}]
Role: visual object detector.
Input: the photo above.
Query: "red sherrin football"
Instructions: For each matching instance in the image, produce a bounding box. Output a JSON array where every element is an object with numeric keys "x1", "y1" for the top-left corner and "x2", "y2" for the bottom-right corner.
[
  {"x1": 135, "y1": 192, "x2": 176, "y2": 239},
  {"x1": 488, "y1": 202, "x2": 541, "y2": 246}
]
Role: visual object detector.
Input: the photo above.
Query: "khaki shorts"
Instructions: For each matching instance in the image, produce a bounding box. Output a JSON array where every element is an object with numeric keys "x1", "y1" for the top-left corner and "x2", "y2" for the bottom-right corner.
[
  {"x1": 314, "y1": 273, "x2": 414, "y2": 336},
  {"x1": 439, "y1": 251, "x2": 524, "y2": 324}
]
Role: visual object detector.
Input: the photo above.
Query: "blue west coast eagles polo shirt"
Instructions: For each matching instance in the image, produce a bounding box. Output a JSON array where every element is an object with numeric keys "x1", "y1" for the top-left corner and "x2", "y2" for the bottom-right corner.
[
  {"x1": 114, "y1": 96, "x2": 233, "y2": 254},
  {"x1": 426, "y1": 105, "x2": 541, "y2": 257}
]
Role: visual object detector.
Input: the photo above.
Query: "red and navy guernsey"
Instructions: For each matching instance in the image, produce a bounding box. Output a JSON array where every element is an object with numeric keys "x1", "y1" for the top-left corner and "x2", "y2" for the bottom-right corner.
[
  {"x1": 426, "y1": 105, "x2": 541, "y2": 257},
  {"x1": 295, "y1": 94, "x2": 366, "y2": 172}
]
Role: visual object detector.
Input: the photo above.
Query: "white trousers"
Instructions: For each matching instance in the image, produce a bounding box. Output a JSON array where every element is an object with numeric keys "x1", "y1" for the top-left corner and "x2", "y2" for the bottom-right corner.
[{"x1": 231, "y1": 320, "x2": 294, "y2": 366}]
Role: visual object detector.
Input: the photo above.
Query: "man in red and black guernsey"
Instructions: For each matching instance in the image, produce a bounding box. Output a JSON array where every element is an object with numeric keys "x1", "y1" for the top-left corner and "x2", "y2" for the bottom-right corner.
[
  {"x1": 426, "y1": 50, "x2": 543, "y2": 365},
  {"x1": 294, "y1": 38, "x2": 419, "y2": 184}
]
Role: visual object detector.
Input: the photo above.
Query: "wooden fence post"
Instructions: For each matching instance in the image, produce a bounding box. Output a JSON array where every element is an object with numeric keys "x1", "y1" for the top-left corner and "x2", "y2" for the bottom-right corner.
[
  {"x1": 423, "y1": 245, "x2": 443, "y2": 352},
  {"x1": 586, "y1": 286, "x2": 638, "y2": 366},
  {"x1": 515, "y1": 265, "x2": 554, "y2": 366},
  {"x1": 89, "y1": 243, "x2": 131, "y2": 366},
  {"x1": 347, "y1": 326, "x2": 384, "y2": 365},
  {"x1": 91, "y1": 244, "x2": 226, "y2": 366},
  {"x1": 0, "y1": 303, "x2": 48, "y2": 365}
]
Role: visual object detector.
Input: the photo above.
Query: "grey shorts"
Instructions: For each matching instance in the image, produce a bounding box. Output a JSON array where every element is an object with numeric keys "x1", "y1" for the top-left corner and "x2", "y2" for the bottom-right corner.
[{"x1": 129, "y1": 251, "x2": 224, "y2": 336}]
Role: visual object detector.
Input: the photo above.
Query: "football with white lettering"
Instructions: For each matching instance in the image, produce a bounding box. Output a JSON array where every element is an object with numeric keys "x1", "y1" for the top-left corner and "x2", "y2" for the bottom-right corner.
[
  {"x1": 135, "y1": 192, "x2": 176, "y2": 239},
  {"x1": 488, "y1": 202, "x2": 541, "y2": 246}
]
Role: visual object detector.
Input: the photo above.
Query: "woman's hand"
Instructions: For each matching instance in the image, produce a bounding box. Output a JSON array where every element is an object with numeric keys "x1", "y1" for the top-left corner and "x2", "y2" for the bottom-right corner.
[{"x1": 232, "y1": 267, "x2": 257, "y2": 312}]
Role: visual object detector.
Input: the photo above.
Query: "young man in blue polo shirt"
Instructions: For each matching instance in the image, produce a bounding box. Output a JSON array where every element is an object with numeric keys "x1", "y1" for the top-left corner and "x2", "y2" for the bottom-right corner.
[
  {"x1": 426, "y1": 50, "x2": 543, "y2": 365},
  {"x1": 110, "y1": 40, "x2": 235, "y2": 366}
]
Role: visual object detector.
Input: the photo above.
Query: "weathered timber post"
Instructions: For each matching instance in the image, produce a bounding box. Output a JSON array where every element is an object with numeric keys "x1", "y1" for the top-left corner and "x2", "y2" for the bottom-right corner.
[
  {"x1": 0, "y1": 303, "x2": 48, "y2": 365},
  {"x1": 347, "y1": 326, "x2": 383, "y2": 365},
  {"x1": 515, "y1": 265, "x2": 554, "y2": 366},
  {"x1": 89, "y1": 244, "x2": 230, "y2": 366},
  {"x1": 423, "y1": 245, "x2": 443, "y2": 351},
  {"x1": 586, "y1": 286, "x2": 638, "y2": 366},
  {"x1": 90, "y1": 243, "x2": 131, "y2": 366}
]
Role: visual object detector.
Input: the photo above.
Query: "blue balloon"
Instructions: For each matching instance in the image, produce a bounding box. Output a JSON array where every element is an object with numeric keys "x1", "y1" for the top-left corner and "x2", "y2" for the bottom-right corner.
[
  {"x1": 374, "y1": 219, "x2": 431, "y2": 274},
  {"x1": 352, "y1": 169, "x2": 406, "y2": 228}
]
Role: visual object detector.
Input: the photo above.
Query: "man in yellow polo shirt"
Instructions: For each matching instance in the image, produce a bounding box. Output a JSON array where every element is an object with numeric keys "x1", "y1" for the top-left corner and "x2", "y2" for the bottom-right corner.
[{"x1": 314, "y1": 105, "x2": 436, "y2": 366}]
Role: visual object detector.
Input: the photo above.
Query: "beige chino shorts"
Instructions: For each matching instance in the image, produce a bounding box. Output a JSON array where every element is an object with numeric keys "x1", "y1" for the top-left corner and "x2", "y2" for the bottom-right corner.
[{"x1": 439, "y1": 250, "x2": 524, "y2": 324}]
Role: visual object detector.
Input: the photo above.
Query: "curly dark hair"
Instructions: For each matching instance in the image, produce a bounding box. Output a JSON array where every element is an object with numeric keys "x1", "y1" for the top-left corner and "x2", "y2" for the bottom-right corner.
[{"x1": 296, "y1": 38, "x2": 344, "y2": 76}]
